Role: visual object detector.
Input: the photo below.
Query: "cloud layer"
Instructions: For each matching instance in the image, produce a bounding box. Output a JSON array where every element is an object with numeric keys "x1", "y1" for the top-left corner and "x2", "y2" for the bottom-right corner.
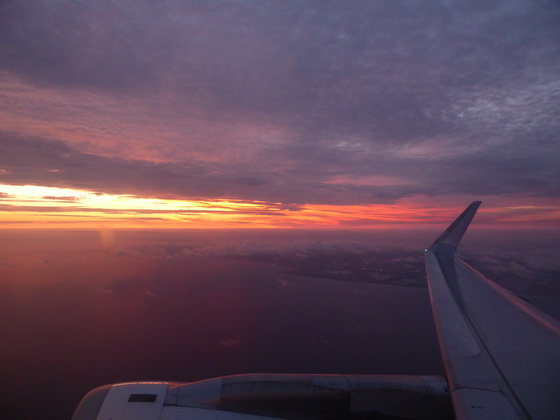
[{"x1": 1, "y1": 0, "x2": 559, "y2": 212}]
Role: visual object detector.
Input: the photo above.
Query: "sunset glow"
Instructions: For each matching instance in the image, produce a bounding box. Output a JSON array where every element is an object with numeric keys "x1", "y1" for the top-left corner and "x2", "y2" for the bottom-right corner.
[
  {"x1": 2, "y1": 183, "x2": 559, "y2": 229},
  {"x1": 1, "y1": 1, "x2": 559, "y2": 231}
]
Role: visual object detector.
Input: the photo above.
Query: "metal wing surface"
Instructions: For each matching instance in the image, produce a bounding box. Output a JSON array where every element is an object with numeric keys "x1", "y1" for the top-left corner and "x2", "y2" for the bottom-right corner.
[{"x1": 425, "y1": 201, "x2": 560, "y2": 419}]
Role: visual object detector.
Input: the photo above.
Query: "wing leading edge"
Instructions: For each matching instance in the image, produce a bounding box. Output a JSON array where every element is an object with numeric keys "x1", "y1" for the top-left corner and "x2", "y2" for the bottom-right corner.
[{"x1": 425, "y1": 201, "x2": 560, "y2": 419}]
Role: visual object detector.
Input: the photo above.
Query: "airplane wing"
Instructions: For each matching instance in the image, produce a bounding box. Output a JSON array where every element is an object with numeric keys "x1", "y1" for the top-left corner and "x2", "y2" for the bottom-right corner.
[{"x1": 425, "y1": 201, "x2": 560, "y2": 419}]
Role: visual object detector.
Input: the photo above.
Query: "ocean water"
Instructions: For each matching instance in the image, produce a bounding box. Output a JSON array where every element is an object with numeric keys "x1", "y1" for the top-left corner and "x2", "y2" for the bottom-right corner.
[{"x1": 0, "y1": 230, "x2": 442, "y2": 419}]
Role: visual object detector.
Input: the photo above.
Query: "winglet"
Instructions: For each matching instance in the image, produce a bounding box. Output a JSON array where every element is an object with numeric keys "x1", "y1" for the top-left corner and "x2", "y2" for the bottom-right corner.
[{"x1": 429, "y1": 201, "x2": 481, "y2": 254}]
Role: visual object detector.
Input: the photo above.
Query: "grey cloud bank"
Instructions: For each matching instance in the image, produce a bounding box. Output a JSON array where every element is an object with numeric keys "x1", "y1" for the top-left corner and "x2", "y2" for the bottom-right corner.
[{"x1": 1, "y1": 0, "x2": 559, "y2": 206}]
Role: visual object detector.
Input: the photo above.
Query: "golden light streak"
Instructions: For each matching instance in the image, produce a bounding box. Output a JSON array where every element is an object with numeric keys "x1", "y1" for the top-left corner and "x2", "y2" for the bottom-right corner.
[
  {"x1": 0, "y1": 184, "x2": 292, "y2": 228},
  {"x1": 1, "y1": 184, "x2": 560, "y2": 229}
]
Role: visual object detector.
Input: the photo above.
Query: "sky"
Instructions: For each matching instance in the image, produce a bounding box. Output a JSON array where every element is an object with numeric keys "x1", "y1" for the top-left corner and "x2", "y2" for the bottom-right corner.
[{"x1": 1, "y1": 0, "x2": 559, "y2": 229}]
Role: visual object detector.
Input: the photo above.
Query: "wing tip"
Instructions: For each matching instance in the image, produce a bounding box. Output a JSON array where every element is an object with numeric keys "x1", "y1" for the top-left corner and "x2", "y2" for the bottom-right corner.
[{"x1": 429, "y1": 201, "x2": 481, "y2": 253}]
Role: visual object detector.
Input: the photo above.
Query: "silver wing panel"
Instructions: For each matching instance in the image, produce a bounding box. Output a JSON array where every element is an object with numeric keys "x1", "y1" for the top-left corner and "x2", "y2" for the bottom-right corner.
[{"x1": 426, "y1": 201, "x2": 560, "y2": 419}]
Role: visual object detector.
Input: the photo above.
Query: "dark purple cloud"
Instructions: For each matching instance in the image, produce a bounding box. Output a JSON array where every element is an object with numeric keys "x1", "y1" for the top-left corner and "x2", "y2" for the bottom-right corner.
[
  {"x1": 2, "y1": 129, "x2": 558, "y2": 205},
  {"x1": 41, "y1": 196, "x2": 80, "y2": 202},
  {"x1": 1, "y1": 0, "x2": 559, "y2": 206},
  {"x1": 0, "y1": 132, "x2": 421, "y2": 204}
]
